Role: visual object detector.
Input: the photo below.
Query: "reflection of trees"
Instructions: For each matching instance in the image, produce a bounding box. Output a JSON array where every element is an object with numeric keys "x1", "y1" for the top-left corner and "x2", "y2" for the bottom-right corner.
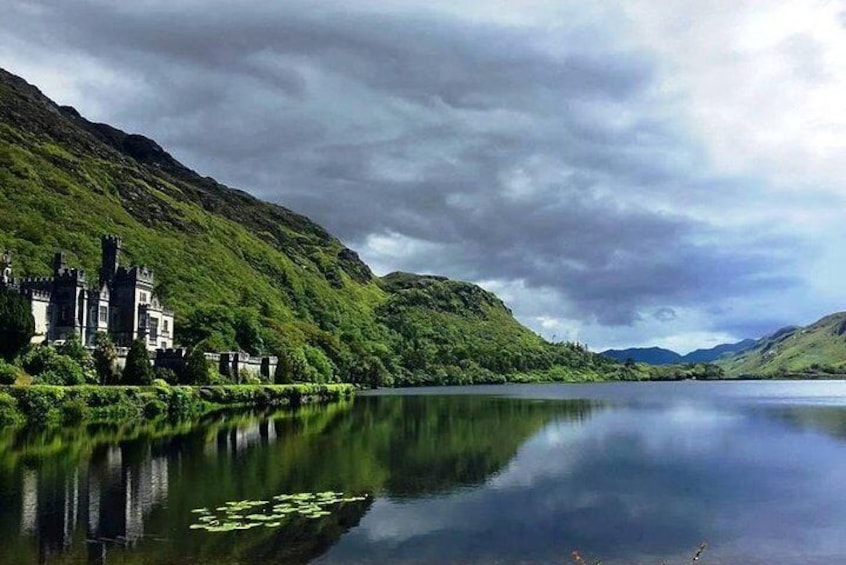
[{"x1": 0, "y1": 395, "x2": 596, "y2": 563}]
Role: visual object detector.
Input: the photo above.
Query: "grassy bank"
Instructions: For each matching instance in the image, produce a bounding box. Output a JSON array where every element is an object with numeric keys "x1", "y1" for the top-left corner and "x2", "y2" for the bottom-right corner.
[{"x1": 0, "y1": 383, "x2": 354, "y2": 428}]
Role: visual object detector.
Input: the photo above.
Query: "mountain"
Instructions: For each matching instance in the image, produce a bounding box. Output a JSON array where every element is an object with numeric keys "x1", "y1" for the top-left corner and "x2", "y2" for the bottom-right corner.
[
  {"x1": 680, "y1": 339, "x2": 757, "y2": 363},
  {"x1": 0, "y1": 67, "x2": 616, "y2": 386},
  {"x1": 718, "y1": 315, "x2": 846, "y2": 377},
  {"x1": 602, "y1": 339, "x2": 757, "y2": 366},
  {"x1": 600, "y1": 347, "x2": 681, "y2": 365}
]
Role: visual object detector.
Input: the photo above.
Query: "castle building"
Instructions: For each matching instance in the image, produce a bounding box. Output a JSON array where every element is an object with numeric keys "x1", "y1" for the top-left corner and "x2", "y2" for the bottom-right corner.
[{"x1": 0, "y1": 236, "x2": 174, "y2": 351}]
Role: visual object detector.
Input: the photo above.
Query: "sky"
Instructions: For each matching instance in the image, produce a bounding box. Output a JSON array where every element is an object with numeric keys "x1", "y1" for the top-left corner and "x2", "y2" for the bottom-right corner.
[{"x1": 2, "y1": 0, "x2": 846, "y2": 353}]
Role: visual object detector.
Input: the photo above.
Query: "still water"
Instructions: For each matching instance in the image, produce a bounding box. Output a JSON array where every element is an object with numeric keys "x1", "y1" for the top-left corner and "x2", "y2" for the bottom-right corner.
[{"x1": 1, "y1": 381, "x2": 845, "y2": 564}]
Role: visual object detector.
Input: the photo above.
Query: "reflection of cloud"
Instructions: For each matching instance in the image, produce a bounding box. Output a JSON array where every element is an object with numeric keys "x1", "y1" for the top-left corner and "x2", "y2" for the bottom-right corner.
[{"x1": 322, "y1": 402, "x2": 846, "y2": 563}]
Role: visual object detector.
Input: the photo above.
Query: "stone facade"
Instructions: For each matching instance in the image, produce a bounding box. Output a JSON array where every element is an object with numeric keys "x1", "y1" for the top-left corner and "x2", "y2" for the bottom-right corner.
[
  {"x1": 0, "y1": 236, "x2": 174, "y2": 351},
  {"x1": 154, "y1": 349, "x2": 278, "y2": 382}
]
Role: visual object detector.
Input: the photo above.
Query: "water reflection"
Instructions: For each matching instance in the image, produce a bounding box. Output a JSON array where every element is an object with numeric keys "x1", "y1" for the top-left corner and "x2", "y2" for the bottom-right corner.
[
  {"x1": 2, "y1": 384, "x2": 846, "y2": 564},
  {"x1": 0, "y1": 395, "x2": 583, "y2": 564}
]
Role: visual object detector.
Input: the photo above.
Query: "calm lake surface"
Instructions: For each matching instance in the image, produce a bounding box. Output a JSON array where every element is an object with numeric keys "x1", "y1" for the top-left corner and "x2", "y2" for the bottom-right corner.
[{"x1": 1, "y1": 381, "x2": 846, "y2": 564}]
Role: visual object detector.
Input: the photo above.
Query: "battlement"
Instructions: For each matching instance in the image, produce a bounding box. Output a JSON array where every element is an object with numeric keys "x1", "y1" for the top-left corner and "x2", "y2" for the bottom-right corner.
[
  {"x1": 23, "y1": 287, "x2": 51, "y2": 301},
  {"x1": 54, "y1": 268, "x2": 86, "y2": 284},
  {"x1": 19, "y1": 276, "x2": 52, "y2": 289},
  {"x1": 102, "y1": 234, "x2": 123, "y2": 246},
  {"x1": 114, "y1": 265, "x2": 155, "y2": 284}
]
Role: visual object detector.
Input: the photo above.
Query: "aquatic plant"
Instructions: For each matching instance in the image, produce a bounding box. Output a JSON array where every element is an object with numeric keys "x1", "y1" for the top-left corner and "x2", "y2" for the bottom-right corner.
[{"x1": 189, "y1": 491, "x2": 369, "y2": 532}]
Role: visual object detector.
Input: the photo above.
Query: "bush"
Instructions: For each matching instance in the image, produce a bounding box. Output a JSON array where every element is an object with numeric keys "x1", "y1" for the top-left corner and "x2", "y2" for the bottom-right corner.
[
  {"x1": 0, "y1": 392, "x2": 22, "y2": 426},
  {"x1": 143, "y1": 398, "x2": 168, "y2": 419},
  {"x1": 61, "y1": 398, "x2": 88, "y2": 424},
  {"x1": 154, "y1": 367, "x2": 178, "y2": 384},
  {"x1": 20, "y1": 346, "x2": 60, "y2": 376},
  {"x1": 0, "y1": 360, "x2": 18, "y2": 385},
  {"x1": 32, "y1": 354, "x2": 86, "y2": 385},
  {"x1": 12, "y1": 386, "x2": 65, "y2": 423}
]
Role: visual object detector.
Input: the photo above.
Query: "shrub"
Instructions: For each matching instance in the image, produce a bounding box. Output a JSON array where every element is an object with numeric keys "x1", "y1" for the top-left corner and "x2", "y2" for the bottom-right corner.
[
  {"x1": 20, "y1": 346, "x2": 60, "y2": 376},
  {"x1": 242, "y1": 371, "x2": 262, "y2": 385},
  {"x1": 154, "y1": 367, "x2": 178, "y2": 384},
  {"x1": 143, "y1": 398, "x2": 168, "y2": 419},
  {"x1": 61, "y1": 398, "x2": 88, "y2": 424},
  {"x1": 12, "y1": 386, "x2": 65, "y2": 423},
  {"x1": 0, "y1": 392, "x2": 22, "y2": 426},
  {"x1": 0, "y1": 360, "x2": 18, "y2": 385},
  {"x1": 123, "y1": 339, "x2": 153, "y2": 385},
  {"x1": 0, "y1": 286, "x2": 35, "y2": 361},
  {"x1": 32, "y1": 354, "x2": 86, "y2": 385}
]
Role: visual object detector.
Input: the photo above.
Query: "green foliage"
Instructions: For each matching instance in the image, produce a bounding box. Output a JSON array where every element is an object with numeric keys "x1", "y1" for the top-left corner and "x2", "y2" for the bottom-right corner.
[
  {"x1": 0, "y1": 392, "x2": 22, "y2": 426},
  {"x1": 183, "y1": 346, "x2": 213, "y2": 385},
  {"x1": 0, "y1": 286, "x2": 34, "y2": 361},
  {"x1": 57, "y1": 332, "x2": 88, "y2": 363},
  {"x1": 123, "y1": 339, "x2": 153, "y2": 385},
  {"x1": 303, "y1": 345, "x2": 335, "y2": 383},
  {"x1": 0, "y1": 359, "x2": 18, "y2": 385},
  {"x1": 154, "y1": 367, "x2": 178, "y2": 384},
  {"x1": 376, "y1": 274, "x2": 617, "y2": 385},
  {"x1": 0, "y1": 383, "x2": 352, "y2": 427},
  {"x1": 61, "y1": 397, "x2": 88, "y2": 424},
  {"x1": 93, "y1": 331, "x2": 119, "y2": 384},
  {"x1": 21, "y1": 345, "x2": 86, "y2": 385},
  {"x1": 34, "y1": 355, "x2": 86, "y2": 386}
]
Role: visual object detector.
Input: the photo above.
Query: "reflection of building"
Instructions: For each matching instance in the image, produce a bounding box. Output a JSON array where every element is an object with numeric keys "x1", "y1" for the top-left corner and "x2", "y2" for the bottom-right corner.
[
  {"x1": 0, "y1": 236, "x2": 174, "y2": 351},
  {"x1": 14, "y1": 443, "x2": 171, "y2": 563}
]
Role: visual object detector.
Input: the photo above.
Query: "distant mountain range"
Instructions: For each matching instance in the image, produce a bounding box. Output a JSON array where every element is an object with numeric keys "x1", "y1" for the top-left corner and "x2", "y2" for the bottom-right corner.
[
  {"x1": 601, "y1": 339, "x2": 757, "y2": 366},
  {"x1": 603, "y1": 312, "x2": 846, "y2": 377},
  {"x1": 718, "y1": 314, "x2": 846, "y2": 377}
]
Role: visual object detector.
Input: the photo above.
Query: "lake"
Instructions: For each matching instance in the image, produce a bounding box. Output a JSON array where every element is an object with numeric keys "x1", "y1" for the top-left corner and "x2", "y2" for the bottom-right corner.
[{"x1": 1, "y1": 381, "x2": 845, "y2": 564}]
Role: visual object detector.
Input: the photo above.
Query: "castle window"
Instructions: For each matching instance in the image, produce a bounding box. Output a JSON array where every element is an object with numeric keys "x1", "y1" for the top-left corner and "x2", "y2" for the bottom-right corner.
[
  {"x1": 140, "y1": 292, "x2": 148, "y2": 303},
  {"x1": 99, "y1": 306, "x2": 108, "y2": 324},
  {"x1": 163, "y1": 320, "x2": 169, "y2": 333}
]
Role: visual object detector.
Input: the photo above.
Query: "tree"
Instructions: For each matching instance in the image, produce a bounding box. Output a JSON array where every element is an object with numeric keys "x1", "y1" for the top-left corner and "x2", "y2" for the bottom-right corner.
[
  {"x1": 182, "y1": 346, "x2": 212, "y2": 385},
  {"x1": 0, "y1": 287, "x2": 34, "y2": 361},
  {"x1": 123, "y1": 339, "x2": 153, "y2": 385},
  {"x1": 93, "y1": 332, "x2": 119, "y2": 384}
]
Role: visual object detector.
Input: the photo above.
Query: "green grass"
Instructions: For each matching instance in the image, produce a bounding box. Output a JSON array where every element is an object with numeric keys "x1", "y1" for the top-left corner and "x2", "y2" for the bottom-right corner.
[{"x1": 718, "y1": 313, "x2": 846, "y2": 377}]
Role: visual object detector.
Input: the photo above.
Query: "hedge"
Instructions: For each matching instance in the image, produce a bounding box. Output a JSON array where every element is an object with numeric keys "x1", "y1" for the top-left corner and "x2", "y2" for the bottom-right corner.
[{"x1": 0, "y1": 384, "x2": 354, "y2": 427}]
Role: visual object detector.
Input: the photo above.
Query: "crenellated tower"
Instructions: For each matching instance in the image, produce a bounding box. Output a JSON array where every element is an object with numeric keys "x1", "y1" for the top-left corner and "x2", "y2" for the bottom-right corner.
[{"x1": 100, "y1": 235, "x2": 122, "y2": 287}]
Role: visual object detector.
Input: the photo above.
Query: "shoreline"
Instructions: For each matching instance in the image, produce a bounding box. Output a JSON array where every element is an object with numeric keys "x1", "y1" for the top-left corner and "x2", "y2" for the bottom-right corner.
[{"x1": 0, "y1": 383, "x2": 355, "y2": 428}]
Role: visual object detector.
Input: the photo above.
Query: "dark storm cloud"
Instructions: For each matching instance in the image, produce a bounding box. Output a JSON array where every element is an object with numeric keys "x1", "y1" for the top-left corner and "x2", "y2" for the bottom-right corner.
[{"x1": 0, "y1": 0, "x2": 808, "y2": 330}]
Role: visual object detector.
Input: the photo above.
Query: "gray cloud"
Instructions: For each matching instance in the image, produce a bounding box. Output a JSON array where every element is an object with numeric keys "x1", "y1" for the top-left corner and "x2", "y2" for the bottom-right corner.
[{"x1": 0, "y1": 0, "x2": 828, "y2": 346}]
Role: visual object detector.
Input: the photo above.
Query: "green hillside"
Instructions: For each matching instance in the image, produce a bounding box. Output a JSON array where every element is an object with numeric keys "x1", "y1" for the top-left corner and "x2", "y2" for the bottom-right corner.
[
  {"x1": 0, "y1": 68, "x2": 616, "y2": 386},
  {"x1": 719, "y1": 314, "x2": 846, "y2": 377}
]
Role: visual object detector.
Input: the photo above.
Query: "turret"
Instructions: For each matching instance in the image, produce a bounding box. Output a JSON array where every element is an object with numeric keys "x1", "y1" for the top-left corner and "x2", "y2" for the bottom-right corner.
[
  {"x1": 100, "y1": 234, "x2": 122, "y2": 286},
  {"x1": 52, "y1": 252, "x2": 67, "y2": 276}
]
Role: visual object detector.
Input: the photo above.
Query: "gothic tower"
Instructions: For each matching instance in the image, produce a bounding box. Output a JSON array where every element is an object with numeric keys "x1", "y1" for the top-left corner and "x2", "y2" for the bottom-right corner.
[{"x1": 100, "y1": 235, "x2": 122, "y2": 286}]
